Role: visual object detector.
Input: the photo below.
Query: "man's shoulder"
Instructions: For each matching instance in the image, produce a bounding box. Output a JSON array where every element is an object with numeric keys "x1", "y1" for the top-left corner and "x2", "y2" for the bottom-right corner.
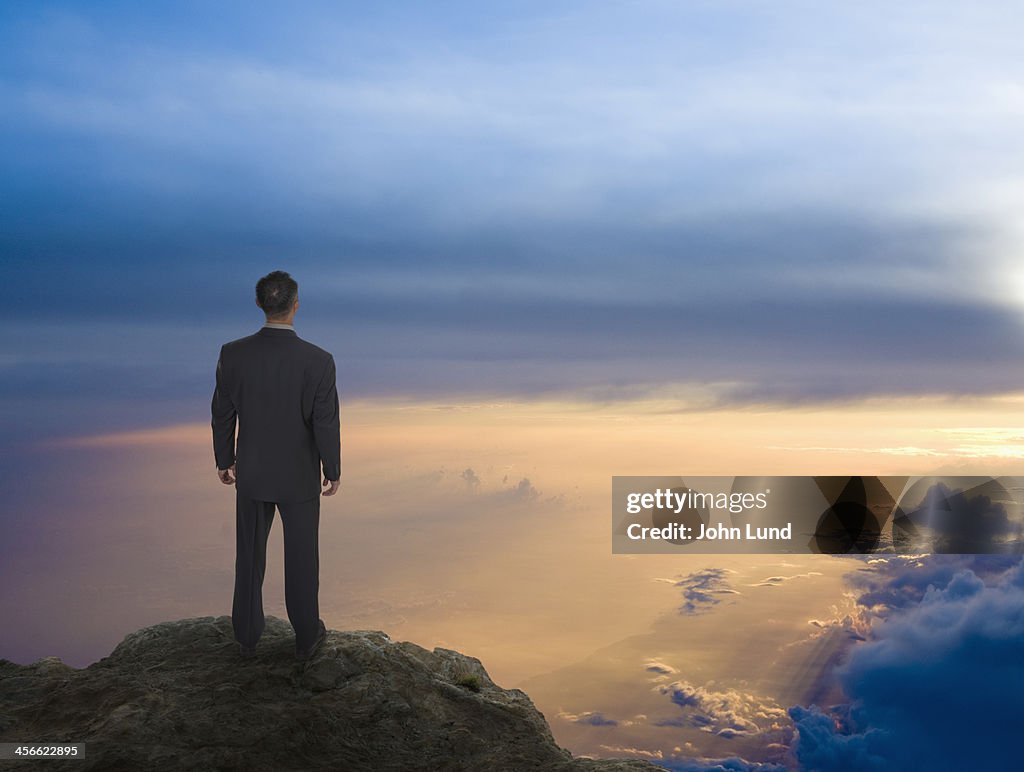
[
  {"x1": 221, "y1": 332, "x2": 259, "y2": 347},
  {"x1": 219, "y1": 331, "x2": 333, "y2": 362},
  {"x1": 219, "y1": 332, "x2": 261, "y2": 355},
  {"x1": 293, "y1": 335, "x2": 334, "y2": 364}
]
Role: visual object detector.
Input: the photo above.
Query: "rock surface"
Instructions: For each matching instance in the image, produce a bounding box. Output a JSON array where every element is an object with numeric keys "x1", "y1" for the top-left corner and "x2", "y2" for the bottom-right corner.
[{"x1": 0, "y1": 616, "x2": 657, "y2": 771}]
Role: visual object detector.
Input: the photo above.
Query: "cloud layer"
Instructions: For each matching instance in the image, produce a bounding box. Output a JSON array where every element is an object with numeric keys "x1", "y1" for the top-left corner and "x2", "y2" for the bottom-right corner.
[{"x1": 790, "y1": 555, "x2": 1024, "y2": 769}]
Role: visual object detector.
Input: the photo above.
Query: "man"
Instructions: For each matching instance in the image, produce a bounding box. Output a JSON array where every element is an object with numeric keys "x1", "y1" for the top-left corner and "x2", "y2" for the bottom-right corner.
[{"x1": 211, "y1": 270, "x2": 341, "y2": 661}]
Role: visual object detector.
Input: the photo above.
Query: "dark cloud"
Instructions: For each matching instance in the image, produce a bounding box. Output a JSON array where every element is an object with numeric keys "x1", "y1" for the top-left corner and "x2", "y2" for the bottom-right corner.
[
  {"x1": 788, "y1": 706, "x2": 888, "y2": 771},
  {"x1": 849, "y1": 553, "x2": 1022, "y2": 612},
  {"x1": 5, "y1": 206, "x2": 1022, "y2": 455},
  {"x1": 572, "y1": 711, "x2": 619, "y2": 727},
  {"x1": 657, "y1": 681, "x2": 787, "y2": 737},
  {"x1": 674, "y1": 568, "x2": 739, "y2": 615},
  {"x1": 791, "y1": 556, "x2": 1024, "y2": 769},
  {"x1": 6, "y1": 255, "x2": 1024, "y2": 444}
]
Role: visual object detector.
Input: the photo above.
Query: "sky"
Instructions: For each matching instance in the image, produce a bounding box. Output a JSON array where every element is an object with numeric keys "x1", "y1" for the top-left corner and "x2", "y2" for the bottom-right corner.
[
  {"x1": 5, "y1": 1, "x2": 1024, "y2": 446},
  {"x1": 3, "y1": 2, "x2": 1024, "y2": 769}
]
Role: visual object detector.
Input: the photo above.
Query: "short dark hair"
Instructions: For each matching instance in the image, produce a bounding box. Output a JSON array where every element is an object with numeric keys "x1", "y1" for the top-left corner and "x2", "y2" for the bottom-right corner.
[{"x1": 256, "y1": 271, "x2": 298, "y2": 319}]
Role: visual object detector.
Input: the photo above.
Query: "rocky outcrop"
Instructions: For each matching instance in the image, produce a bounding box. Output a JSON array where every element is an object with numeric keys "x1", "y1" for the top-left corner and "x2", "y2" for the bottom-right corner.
[{"x1": 0, "y1": 616, "x2": 657, "y2": 771}]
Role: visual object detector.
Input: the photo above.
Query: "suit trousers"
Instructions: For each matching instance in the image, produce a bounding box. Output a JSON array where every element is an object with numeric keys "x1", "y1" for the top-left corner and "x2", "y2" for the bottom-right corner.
[{"x1": 232, "y1": 489, "x2": 323, "y2": 652}]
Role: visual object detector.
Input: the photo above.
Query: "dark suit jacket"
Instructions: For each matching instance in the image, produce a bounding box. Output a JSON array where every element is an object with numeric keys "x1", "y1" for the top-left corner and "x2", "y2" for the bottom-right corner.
[{"x1": 211, "y1": 326, "x2": 341, "y2": 503}]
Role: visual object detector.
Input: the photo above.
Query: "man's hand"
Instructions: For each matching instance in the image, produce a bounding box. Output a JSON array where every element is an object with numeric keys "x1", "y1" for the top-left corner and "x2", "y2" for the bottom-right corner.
[
  {"x1": 218, "y1": 465, "x2": 236, "y2": 485},
  {"x1": 322, "y1": 477, "x2": 340, "y2": 496}
]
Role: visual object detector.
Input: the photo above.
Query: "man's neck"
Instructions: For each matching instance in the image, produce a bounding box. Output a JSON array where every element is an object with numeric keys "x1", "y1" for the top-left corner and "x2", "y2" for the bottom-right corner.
[{"x1": 263, "y1": 319, "x2": 294, "y2": 329}]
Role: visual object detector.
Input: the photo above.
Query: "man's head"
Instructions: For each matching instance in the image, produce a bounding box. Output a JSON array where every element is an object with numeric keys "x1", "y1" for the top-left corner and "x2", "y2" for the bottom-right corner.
[{"x1": 256, "y1": 270, "x2": 299, "y2": 321}]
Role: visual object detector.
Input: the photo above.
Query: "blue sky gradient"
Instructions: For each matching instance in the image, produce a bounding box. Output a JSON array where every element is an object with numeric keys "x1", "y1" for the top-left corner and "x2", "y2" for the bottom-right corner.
[{"x1": 4, "y1": 0, "x2": 1024, "y2": 447}]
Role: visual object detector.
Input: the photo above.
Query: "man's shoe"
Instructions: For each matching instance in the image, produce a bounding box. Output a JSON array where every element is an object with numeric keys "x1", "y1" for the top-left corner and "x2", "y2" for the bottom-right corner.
[
  {"x1": 296, "y1": 620, "x2": 327, "y2": 661},
  {"x1": 239, "y1": 643, "x2": 257, "y2": 658}
]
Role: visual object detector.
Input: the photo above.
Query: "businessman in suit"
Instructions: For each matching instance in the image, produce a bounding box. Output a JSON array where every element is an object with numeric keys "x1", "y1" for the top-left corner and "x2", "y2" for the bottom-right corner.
[{"x1": 211, "y1": 270, "x2": 341, "y2": 661}]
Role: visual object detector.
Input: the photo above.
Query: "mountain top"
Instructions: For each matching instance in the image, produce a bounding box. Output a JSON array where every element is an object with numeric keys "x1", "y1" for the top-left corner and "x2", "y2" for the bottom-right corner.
[{"x1": 0, "y1": 615, "x2": 657, "y2": 771}]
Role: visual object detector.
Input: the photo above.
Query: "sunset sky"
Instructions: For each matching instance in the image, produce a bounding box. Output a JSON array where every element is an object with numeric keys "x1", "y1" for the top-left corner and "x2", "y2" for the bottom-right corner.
[{"x1": 3, "y1": 2, "x2": 1024, "y2": 769}]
